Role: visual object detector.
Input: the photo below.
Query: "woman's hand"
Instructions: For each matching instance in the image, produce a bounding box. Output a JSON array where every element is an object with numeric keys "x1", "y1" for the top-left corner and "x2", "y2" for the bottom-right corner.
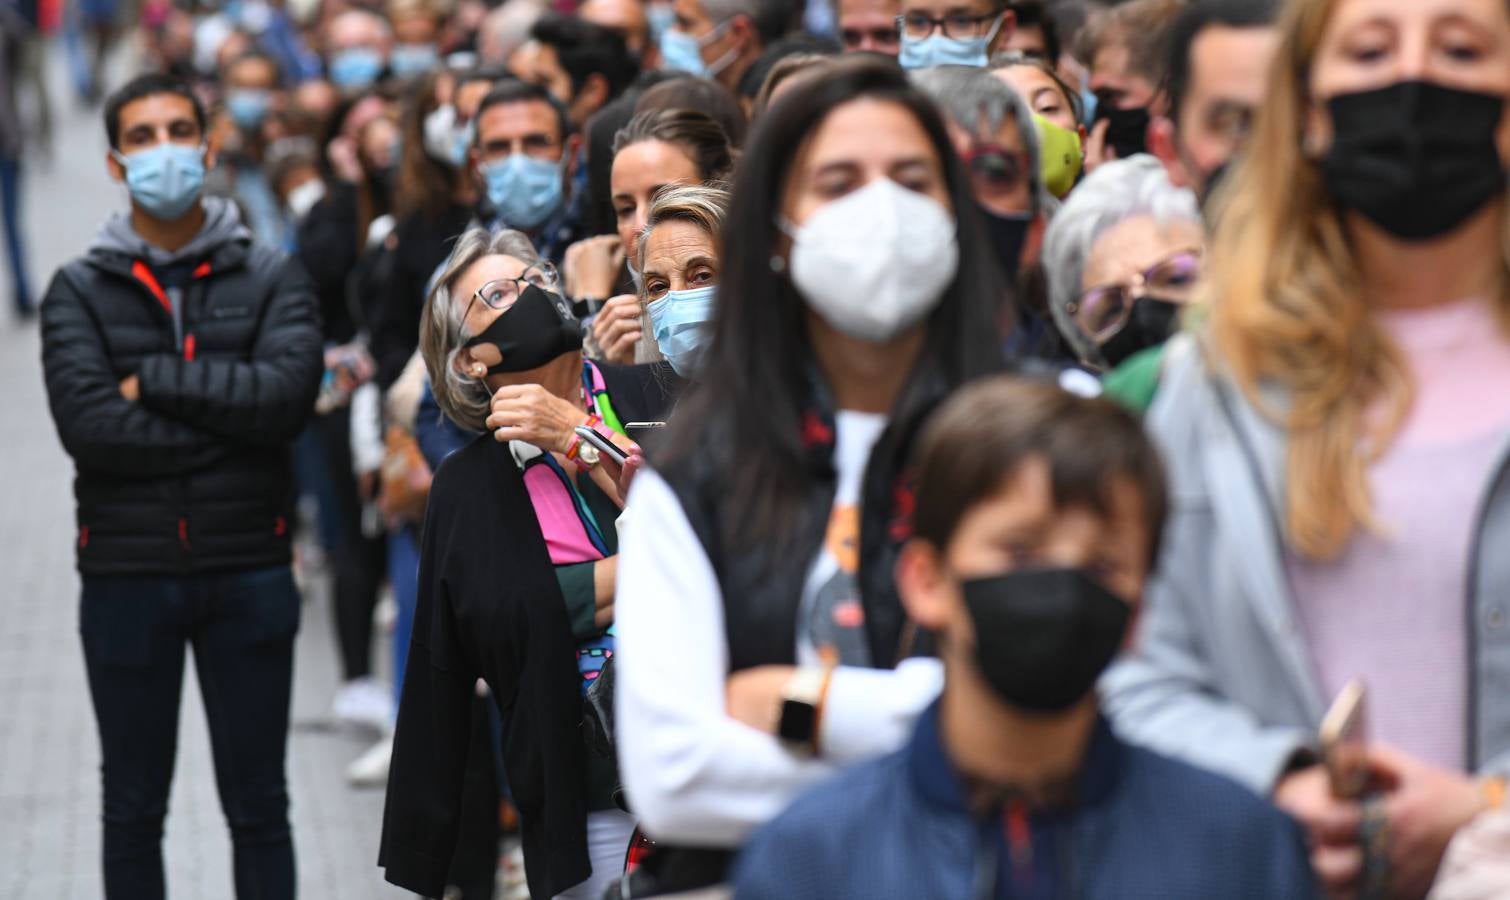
[
  {"x1": 1370, "y1": 745, "x2": 1486, "y2": 899},
  {"x1": 591, "y1": 295, "x2": 644, "y2": 365},
  {"x1": 485, "y1": 384, "x2": 588, "y2": 453},
  {"x1": 726, "y1": 665, "x2": 798, "y2": 735},
  {"x1": 1274, "y1": 764, "x2": 1364, "y2": 897},
  {"x1": 564, "y1": 234, "x2": 625, "y2": 301}
]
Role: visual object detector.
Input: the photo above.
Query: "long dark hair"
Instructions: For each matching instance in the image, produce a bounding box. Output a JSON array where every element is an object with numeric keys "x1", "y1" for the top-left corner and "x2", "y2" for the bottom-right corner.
[
  {"x1": 395, "y1": 71, "x2": 464, "y2": 221},
  {"x1": 660, "y1": 56, "x2": 1006, "y2": 545}
]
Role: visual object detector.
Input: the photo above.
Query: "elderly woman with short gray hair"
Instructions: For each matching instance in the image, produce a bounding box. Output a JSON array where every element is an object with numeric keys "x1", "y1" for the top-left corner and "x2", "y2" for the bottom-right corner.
[
  {"x1": 383, "y1": 226, "x2": 676, "y2": 900},
  {"x1": 1041, "y1": 155, "x2": 1203, "y2": 371}
]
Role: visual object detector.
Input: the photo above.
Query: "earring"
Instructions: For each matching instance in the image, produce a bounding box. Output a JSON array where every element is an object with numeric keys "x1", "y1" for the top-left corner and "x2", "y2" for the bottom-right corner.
[
  {"x1": 769, "y1": 254, "x2": 787, "y2": 274},
  {"x1": 472, "y1": 364, "x2": 486, "y2": 377}
]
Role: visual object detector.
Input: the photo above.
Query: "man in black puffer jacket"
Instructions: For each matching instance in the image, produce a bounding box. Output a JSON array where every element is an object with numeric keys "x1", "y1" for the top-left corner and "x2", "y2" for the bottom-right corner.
[{"x1": 39, "y1": 73, "x2": 322, "y2": 900}]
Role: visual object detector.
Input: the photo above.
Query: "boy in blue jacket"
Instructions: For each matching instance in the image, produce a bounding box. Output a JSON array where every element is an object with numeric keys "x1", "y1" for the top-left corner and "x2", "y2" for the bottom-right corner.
[{"x1": 732, "y1": 376, "x2": 1318, "y2": 899}]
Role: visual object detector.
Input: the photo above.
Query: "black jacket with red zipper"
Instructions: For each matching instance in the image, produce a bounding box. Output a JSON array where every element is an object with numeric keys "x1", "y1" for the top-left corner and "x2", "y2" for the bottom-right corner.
[{"x1": 40, "y1": 197, "x2": 323, "y2": 576}]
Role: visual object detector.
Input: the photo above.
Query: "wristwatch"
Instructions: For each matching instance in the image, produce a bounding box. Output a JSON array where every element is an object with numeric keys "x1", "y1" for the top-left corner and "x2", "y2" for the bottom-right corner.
[
  {"x1": 576, "y1": 440, "x2": 601, "y2": 468},
  {"x1": 778, "y1": 667, "x2": 832, "y2": 756}
]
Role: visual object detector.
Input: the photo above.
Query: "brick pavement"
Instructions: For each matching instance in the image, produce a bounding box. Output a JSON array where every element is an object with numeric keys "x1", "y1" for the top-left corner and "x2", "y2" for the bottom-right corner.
[{"x1": 0, "y1": 41, "x2": 411, "y2": 900}]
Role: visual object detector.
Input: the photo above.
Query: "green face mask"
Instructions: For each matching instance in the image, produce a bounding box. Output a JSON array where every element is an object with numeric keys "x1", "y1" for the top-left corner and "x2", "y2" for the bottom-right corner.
[{"x1": 1034, "y1": 113, "x2": 1083, "y2": 199}]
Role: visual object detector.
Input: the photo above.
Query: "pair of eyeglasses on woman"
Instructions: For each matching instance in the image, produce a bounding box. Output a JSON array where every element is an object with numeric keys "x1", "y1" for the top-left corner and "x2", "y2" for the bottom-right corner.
[
  {"x1": 1066, "y1": 249, "x2": 1202, "y2": 342},
  {"x1": 463, "y1": 261, "x2": 561, "y2": 321}
]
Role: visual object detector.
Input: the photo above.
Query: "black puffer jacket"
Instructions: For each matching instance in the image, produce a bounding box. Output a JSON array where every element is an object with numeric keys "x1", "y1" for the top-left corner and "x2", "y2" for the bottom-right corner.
[{"x1": 41, "y1": 199, "x2": 323, "y2": 576}]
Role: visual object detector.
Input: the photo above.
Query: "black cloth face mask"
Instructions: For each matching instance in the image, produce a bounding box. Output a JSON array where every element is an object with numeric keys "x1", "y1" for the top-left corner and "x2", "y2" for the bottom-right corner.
[
  {"x1": 1320, "y1": 80, "x2": 1508, "y2": 242},
  {"x1": 1098, "y1": 295, "x2": 1180, "y2": 369},
  {"x1": 980, "y1": 206, "x2": 1032, "y2": 286},
  {"x1": 1094, "y1": 105, "x2": 1151, "y2": 160},
  {"x1": 962, "y1": 567, "x2": 1131, "y2": 713},
  {"x1": 463, "y1": 284, "x2": 583, "y2": 375}
]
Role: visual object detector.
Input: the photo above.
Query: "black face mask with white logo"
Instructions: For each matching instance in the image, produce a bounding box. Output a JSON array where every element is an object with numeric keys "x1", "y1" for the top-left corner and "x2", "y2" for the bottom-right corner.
[
  {"x1": 962, "y1": 567, "x2": 1131, "y2": 714},
  {"x1": 1320, "y1": 80, "x2": 1508, "y2": 242}
]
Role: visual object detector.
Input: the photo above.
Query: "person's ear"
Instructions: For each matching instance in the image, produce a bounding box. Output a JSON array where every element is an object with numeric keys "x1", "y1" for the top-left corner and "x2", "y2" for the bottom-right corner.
[
  {"x1": 730, "y1": 14, "x2": 757, "y2": 53},
  {"x1": 453, "y1": 346, "x2": 488, "y2": 379},
  {"x1": 989, "y1": 8, "x2": 1016, "y2": 54},
  {"x1": 203, "y1": 130, "x2": 221, "y2": 171},
  {"x1": 895, "y1": 539, "x2": 956, "y2": 632},
  {"x1": 1147, "y1": 115, "x2": 1190, "y2": 190},
  {"x1": 106, "y1": 148, "x2": 126, "y2": 183},
  {"x1": 577, "y1": 72, "x2": 609, "y2": 119},
  {"x1": 565, "y1": 134, "x2": 583, "y2": 176}
]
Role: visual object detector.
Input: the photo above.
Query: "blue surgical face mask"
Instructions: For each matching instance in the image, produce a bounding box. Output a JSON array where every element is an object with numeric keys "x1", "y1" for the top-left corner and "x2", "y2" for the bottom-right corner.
[
  {"x1": 226, "y1": 88, "x2": 271, "y2": 131},
  {"x1": 647, "y1": 2, "x2": 676, "y2": 44},
  {"x1": 646, "y1": 284, "x2": 716, "y2": 377},
  {"x1": 897, "y1": 15, "x2": 1002, "y2": 70},
  {"x1": 329, "y1": 47, "x2": 385, "y2": 89},
  {"x1": 113, "y1": 142, "x2": 207, "y2": 221},
  {"x1": 660, "y1": 22, "x2": 734, "y2": 77},
  {"x1": 390, "y1": 43, "x2": 439, "y2": 78},
  {"x1": 481, "y1": 153, "x2": 565, "y2": 229}
]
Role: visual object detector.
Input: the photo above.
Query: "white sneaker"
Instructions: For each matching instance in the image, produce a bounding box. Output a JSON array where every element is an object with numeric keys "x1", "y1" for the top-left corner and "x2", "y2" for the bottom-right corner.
[
  {"x1": 331, "y1": 677, "x2": 393, "y2": 732},
  {"x1": 346, "y1": 734, "x2": 394, "y2": 787}
]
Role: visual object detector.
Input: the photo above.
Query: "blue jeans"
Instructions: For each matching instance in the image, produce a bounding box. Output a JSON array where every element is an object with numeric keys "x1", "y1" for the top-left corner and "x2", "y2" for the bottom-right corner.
[
  {"x1": 387, "y1": 526, "x2": 420, "y2": 709},
  {"x1": 0, "y1": 158, "x2": 32, "y2": 313},
  {"x1": 80, "y1": 567, "x2": 301, "y2": 900}
]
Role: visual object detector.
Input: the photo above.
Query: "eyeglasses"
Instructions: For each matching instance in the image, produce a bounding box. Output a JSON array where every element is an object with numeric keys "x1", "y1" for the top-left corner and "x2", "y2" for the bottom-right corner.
[
  {"x1": 840, "y1": 26, "x2": 901, "y2": 50},
  {"x1": 462, "y1": 261, "x2": 560, "y2": 322},
  {"x1": 896, "y1": 11, "x2": 997, "y2": 41},
  {"x1": 962, "y1": 144, "x2": 1028, "y2": 196},
  {"x1": 1065, "y1": 250, "x2": 1202, "y2": 342}
]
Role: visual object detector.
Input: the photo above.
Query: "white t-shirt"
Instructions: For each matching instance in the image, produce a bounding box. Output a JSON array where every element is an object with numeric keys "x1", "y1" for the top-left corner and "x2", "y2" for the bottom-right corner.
[{"x1": 796, "y1": 410, "x2": 888, "y2": 667}]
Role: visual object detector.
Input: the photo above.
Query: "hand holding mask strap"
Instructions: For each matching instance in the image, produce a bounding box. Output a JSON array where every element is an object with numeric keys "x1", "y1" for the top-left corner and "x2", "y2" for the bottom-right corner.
[{"x1": 464, "y1": 285, "x2": 583, "y2": 376}]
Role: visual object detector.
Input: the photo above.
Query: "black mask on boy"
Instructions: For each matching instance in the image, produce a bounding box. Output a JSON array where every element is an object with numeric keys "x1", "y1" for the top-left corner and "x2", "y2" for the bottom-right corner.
[
  {"x1": 962, "y1": 567, "x2": 1131, "y2": 713},
  {"x1": 464, "y1": 285, "x2": 583, "y2": 375}
]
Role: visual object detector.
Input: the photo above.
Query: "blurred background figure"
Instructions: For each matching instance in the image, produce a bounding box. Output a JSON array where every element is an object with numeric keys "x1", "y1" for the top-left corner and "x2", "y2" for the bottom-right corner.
[{"x1": 0, "y1": 0, "x2": 37, "y2": 319}]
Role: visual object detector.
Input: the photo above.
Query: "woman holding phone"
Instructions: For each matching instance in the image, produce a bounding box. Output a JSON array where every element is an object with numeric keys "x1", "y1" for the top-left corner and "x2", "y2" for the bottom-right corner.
[
  {"x1": 381, "y1": 228, "x2": 675, "y2": 900},
  {"x1": 613, "y1": 56, "x2": 1005, "y2": 886},
  {"x1": 1101, "y1": 0, "x2": 1510, "y2": 895}
]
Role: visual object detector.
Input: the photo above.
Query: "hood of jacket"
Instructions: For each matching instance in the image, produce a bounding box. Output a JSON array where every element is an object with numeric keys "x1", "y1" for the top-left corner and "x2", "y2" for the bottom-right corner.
[{"x1": 89, "y1": 196, "x2": 253, "y2": 268}]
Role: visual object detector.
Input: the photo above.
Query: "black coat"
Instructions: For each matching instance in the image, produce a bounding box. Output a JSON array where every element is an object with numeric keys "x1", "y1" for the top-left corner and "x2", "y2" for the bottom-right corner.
[
  {"x1": 380, "y1": 362, "x2": 678, "y2": 900},
  {"x1": 40, "y1": 232, "x2": 323, "y2": 576}
]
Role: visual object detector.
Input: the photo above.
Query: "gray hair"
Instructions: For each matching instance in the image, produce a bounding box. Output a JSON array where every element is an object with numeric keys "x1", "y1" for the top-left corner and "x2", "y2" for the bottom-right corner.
[
  {"x1": 419, "y1": 227, "x2": 544, "y2": 432},
  {"x1": 909, "y1": 65, "x2": 1051, "y2": 216},
  {"x1": 1041, "y1": 155, "x2": 1200, "y2": 367}
]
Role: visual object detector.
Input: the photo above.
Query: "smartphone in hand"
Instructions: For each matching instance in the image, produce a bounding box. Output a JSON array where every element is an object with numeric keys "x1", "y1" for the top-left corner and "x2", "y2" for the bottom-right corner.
[{"x1": 1320, "y1": 680, "x2": 1368, "y2": 799}]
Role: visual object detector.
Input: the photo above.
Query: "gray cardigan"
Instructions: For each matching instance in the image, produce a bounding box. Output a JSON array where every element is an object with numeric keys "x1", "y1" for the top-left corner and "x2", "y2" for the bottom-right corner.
[{"x1": 1102, "y1": 335, "x2": 1510, "y2": 794}]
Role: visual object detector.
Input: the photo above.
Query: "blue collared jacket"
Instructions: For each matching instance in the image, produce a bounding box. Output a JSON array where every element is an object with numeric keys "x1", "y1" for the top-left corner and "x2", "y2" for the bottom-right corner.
[{"x1": 732, "y1": 702, "x2": 1320, "y2": 900}]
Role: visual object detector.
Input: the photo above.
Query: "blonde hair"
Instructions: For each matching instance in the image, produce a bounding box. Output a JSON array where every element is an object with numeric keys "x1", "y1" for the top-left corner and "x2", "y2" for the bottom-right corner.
[
  {"x1": 634, "y1": 184, "x2": 731, "y2": 360},
  {"x1": 419, "y1": 227, "x2": 543, "y2": 433},
  {"x1": 1205, "y1": 0, "x2": 1510, "y2": 560}
]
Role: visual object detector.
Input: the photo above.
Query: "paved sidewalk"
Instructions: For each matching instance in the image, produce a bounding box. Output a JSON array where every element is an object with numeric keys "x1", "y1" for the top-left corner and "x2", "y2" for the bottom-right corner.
[{"x1": 0, "y1": 42, "x2": 410, "y2": 899}]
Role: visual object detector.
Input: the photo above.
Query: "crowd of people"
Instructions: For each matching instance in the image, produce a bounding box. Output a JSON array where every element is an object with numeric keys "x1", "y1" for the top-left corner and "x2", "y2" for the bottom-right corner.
[{"x1": 17, "y1": 0, "x2": 1510, "y2": 895}]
